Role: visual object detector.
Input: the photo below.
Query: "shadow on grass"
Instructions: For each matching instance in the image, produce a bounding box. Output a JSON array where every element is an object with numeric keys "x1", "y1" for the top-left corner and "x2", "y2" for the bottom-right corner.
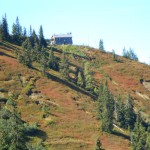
[
  {"x1": 25, "y1": 128, "x2": 47, "y2": 141},
  {"x1": 25, "y1": 64, "x2": 96, "y2": 100},
  {"x1": 0, "y1": 51, "x2": 16, "y2": 59},
  {"x1": 112, "y1": 130, "x2": 130, "y2": 140},
  {"x1": 0, "y1": 41, "x2": 19, "y2": 51},
  {"x1": 46, "y1": 72, "x2": 96, "y2": 99}
]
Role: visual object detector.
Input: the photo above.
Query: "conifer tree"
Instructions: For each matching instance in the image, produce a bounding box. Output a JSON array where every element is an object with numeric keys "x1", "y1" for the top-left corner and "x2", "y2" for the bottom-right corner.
[
  {"x1": 30, "y1": 29, "x2": 39, "y2": 48},
  {"x1": 0, "y1": 21, "x2": 2, "y2": 40},
  {"x1": 99, "y1": 39, "x2": 104, "y2": 51},
  {"x1": 15, "y1": 17, "x2": 22, "y2": 36},
  {"x1": 48, "y1": 48, "x2": 58, "y2": 70},
  {"x1": 112, "y1": 49, "x2": 117, "y2": 61},
  {"x1": 29, "y1": 25, "x2": 32, "y2": 36},
  {"x1": 129, "y1": 48, "x2": 138, "y2": 61},
  {"x1": 116, "y1": 95, "x2": 126, "y2": 127},
  {"x1": 97, "y1": 81, "x2": 114, "y2": 133},
  {"x1": 84, "y1": 62, "x2": 94, "y2": 91},
  {"x1": 23, "y1": 27, "x2": 27, "y2": 37},
  {"x1": 97, "y1": 82, "x2": 104, "y2": 119},
  {"x1": 122, "y1": 47, "x2": 130, "y2": 59},
  {"x1": 59, "y1": 52, "x2": 69, "y2": 79},
  {"x1": 19, "y1": 37, "x2": 33, "y2": 67},
  {"x1": 12, "y1": 16, "x2": 22, "y2": 45},
  {"x1": 122, "y1": 47, "x2": 138, "y2": 61},
  {"x1": 40, "y1": 47, "x2": 48, "y2": 76},
  {"x1": 132, "y1": 112, "x2": 147, "y2": 150},
  {"x1": 124, "y1": 94, "x2": 136, "y2": 129},
  {"x1": 0, "y1": 94, "x2": 27, "y2": 150},
  {"x1": 0, "y1": 14, "x2": 9, "y2": 41},
  {"x1": 39, "y1": 25, "x2": 47, "y2": 48}
]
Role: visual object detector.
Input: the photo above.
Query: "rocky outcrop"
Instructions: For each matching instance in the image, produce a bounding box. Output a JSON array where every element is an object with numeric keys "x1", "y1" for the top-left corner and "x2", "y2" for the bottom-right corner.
[{"x1": 143, "y1": 80, "x2": 150, "y2": 91}]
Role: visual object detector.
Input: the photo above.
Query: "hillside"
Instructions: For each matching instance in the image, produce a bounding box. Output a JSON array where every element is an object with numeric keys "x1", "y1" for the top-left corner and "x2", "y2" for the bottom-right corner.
[{"x1": 0, "y1": 41, "x2": 150, "y2": 150}]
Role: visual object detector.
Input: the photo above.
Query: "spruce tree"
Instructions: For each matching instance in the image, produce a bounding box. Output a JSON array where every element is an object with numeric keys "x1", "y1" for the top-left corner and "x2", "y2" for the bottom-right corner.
[
  {"x1": 99, "y1": 39, "x2": 104, "y2": 51},
  {"x1": 132, "y1": 112, "x2": 147, "y2": 150},
  {"x1": 39, "y1": 25, "x2": 47, "y2": 48},
  {"x1": 129, "y1": 48, "x2": 138, "y2": 61},
  {"x1": 23, "y1": 27, "x2": 27, "y2": 37},
  {"x1": 0, "y1": 94, "x2": 27, "y2": 150},
  {"x1": 0, "y1": 21, "x2": 2, "y2": 40},
  {"x1": 116, "y1": 95, "x2": 126, "y2": 128},
  {"x1": 112, "y1": 49, "x2": 117, "y2": 61},
  {"x1": 30, "y1": 29, "x2": 39, "y2": 48},
  {"x1": 29, "y1": 25, "x2": 32, "y2": 36},
  {"x1": 15, "y1": 16, "x2": 22, "y2": 36},
  {"x1": 122, "y1": 47, "x2": 130, "y2": 59},
  {"x1": 0, "y1": 108, "x2": 10, "y2": 150},
  {"x1": 19, "y1": 37, "x2": 33, "y2": 67},
  {"x1": 0, "y1": 14, "x2": 9, "y2": 41},
  {"x1": 84, "y1": 62, "x2": 94, "y2": 91},
  {"x1": 12, "y1": 16, "x2": 22, "y2": 45},
  {"x1": 59, "y1": 52, "x2": 69, "y2": 79},
  {"x1": 48, "y1": 48, "x2": 58, "y2": 70},
  {"x1": 40, "y1": 47, "x2": 48, "y2": 76},
  {"x1": 97, "y1": 81, "x2": 114, "y2": 133},
  {"x1": 102, "y1": 82, "x2": 114, "y2": 133},
  {"x1": 124, "y1": 94, "x2": 136, "y2": 129},
  {"x1": 97, "y1": 82, "x2": 104, "y2": 120}
]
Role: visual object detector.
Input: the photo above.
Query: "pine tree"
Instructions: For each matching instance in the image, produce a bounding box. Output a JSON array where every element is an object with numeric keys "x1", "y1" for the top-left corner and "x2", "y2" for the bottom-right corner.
[
  {"x1": 112, "y1": 49, "x2": 117, "y2": 61},
  {"x1": 59, "y1": 52, "x2": 69, "y2": 79},
  {"x1": 23, "y1": 27, "x2": 27, "y2": 37},
  {"x1": 124, "y1": 94, "x2": 136, "y2": 129},
  {"x1": 12, "y1": 16, "x2": 23, "y2": 45},
  {"x1": 0, "y1": 14, "x2": 9, "y2": 41},
  {"x1": 97, "y1": 81, "x2": 114, "y2": 133},
  {"x1": 30, "y1": 29, "x2": 39, "y2": 48},
  {"x1": 122, "y1": 47, "x2": 130, "y2": 59},
  {"x1": 0, "y1": 108, "x2": 10, "y2": 150},
  {"x1": 99, "y1": 39, "x2": 104, "y2": 51},
  {"x1": 15, "y1": 17, "x2": 22, "y2": 36},
  {"x1": 0, "y1": 94, "x2": 27, "y2": 150},
  {"x1": 39, "y1": 25, "x2": 47, "y2": 48},
  {"x1": 40, "y1": 47, "x2": 48, "y2": 76},
  {"x1": 19, "y1": 37, "x2": 33, "y2": 67},
  {"x1": 29, "y1": 25, "x2": 32, "y2": 36},
  {"x1": 84, "y1": 62, "x2": 94, "y2": 91},
  {"x1": 97, "y1": 82, "x2": 104, "y2": 119},
  {"x1": 132, "y1": 112, "x2": 147, "y2": 150},
  {"x1": 122, "y1": 47, "x2": 138, "y2": 61},
  {"x1": 0, "y1": 21, "x2": 2, "y2": 40},
  {"x1": 129, "y1": 48, "x2": 138, "y2": 61},
  {"x1": 116, "y1": 95, "x2": 126, "y2": 128},
  {"x1": 48, "y1": 48, "x2": 58, "y2": 70}
]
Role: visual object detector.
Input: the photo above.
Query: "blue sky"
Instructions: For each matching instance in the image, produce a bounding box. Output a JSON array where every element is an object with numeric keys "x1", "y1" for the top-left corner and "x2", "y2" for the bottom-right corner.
[{"x1": 0, "y1": 0, "x2": 150, "y2": 63}]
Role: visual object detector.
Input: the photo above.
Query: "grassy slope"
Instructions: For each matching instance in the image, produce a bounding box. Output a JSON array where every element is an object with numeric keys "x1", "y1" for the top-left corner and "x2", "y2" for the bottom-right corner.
[{"x1": 1, "y1": 42, "x2": 150, "y2": 149}]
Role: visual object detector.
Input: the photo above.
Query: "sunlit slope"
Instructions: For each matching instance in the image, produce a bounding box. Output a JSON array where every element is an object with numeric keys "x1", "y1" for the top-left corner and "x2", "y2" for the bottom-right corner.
[{"x1": 1, "y1": 42, "x2": 150, "y2": 149}]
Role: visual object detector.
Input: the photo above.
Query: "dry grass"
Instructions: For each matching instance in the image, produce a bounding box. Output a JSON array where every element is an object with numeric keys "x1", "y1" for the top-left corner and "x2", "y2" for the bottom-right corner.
[{"x1": 1, "y1": 42, "x2": 150, "y2": 149}]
